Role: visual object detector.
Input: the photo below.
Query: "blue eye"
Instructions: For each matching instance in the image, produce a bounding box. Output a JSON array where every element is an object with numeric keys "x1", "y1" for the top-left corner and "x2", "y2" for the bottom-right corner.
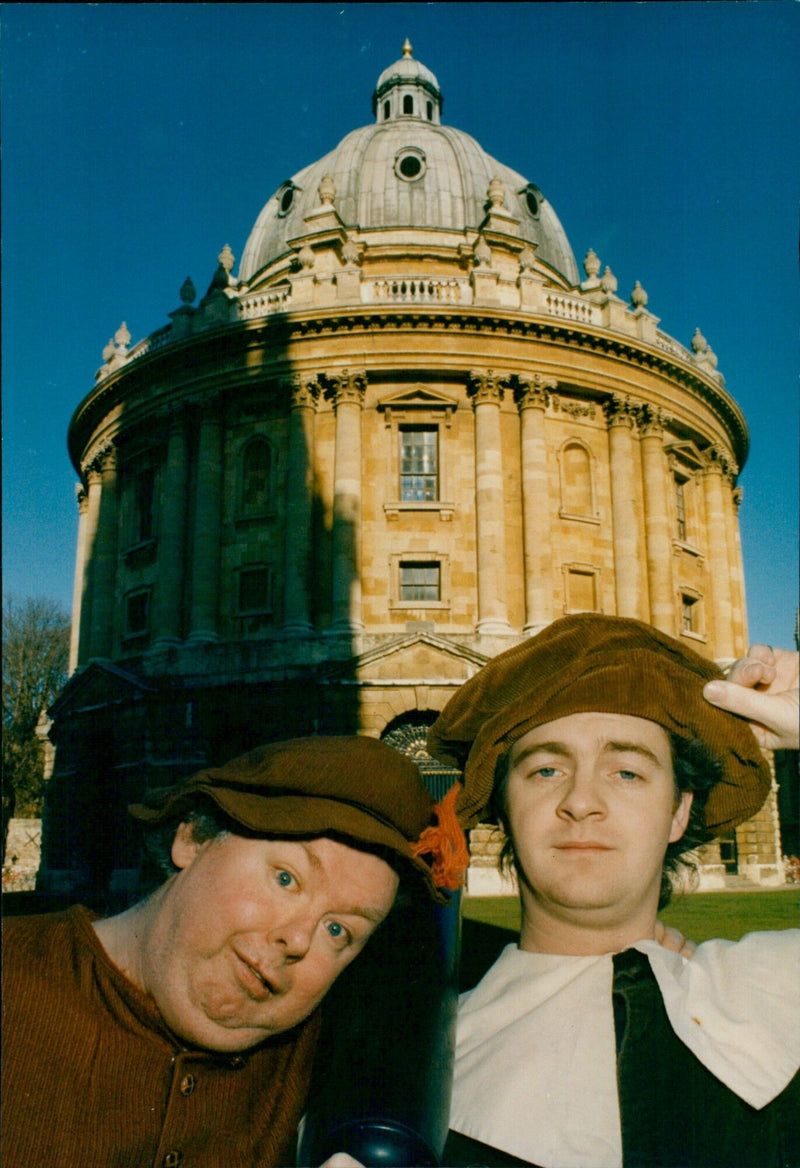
[
  {"x1": 326, "y1": 921, "x2": 349, "y2": 944},
  {"x1": 618, "y1": 770, "x2": 640, "y2": 782},
  {"x1": 535, "y1": 766, "x2": 559, "y2": 778},
  {"x1": 276, "y1": 870, "x2": 294, "y2": 887}
]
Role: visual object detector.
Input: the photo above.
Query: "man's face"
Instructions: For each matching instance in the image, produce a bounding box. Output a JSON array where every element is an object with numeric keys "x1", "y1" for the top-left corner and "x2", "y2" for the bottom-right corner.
[
  {"x1": 504, "y1": 712, "x2": 692, "y2": 940},
  {"x1": 142, "y1": 831, "x2": 399, "y2": 1052}
]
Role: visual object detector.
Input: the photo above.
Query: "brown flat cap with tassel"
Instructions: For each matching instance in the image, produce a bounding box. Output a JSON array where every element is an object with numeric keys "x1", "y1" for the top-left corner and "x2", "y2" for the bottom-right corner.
[
  {"x1": 130, "y1": 735, "x2": 468, "y2": 903},
  {"x1": 427, "y1": 614, "x2": 771, "y2": 835}
]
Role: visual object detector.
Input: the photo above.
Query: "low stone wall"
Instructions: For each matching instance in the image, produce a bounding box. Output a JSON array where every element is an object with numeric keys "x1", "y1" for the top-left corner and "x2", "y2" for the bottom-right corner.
[{"x1": 3, "y1": 818, "x2": 42, "y2": 892}]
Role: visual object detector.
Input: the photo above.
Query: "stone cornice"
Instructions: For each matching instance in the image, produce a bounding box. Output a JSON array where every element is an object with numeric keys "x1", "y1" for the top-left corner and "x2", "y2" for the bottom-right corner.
[{"x1": 70, "y1": 305, "x2": 749, "y2": 473}]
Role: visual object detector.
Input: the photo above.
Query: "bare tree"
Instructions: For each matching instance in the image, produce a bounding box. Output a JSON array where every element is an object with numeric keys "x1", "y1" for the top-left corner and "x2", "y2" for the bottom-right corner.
[{"x1": 3, "y1": 596, "x2": 70, "y2": 830}]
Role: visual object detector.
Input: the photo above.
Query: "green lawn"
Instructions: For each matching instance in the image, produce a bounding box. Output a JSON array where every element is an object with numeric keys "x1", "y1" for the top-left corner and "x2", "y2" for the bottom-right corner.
[{"x1": 463, "y1": 889, "x2": 799, "y2": 943}]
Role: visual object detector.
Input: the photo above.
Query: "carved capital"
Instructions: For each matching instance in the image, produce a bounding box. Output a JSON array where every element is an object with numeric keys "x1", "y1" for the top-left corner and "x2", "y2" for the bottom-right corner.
[
  {"x1": 323, "y1": 369, "x2": 367, "y2": 408},
  {"x1": 514, "y1": 371, "x2": 557, "y2": 412},
  {"x1": 701, "y1": 444, "x2": 737, "y2": 479},
  {"x1": 603, "y1": 394, "x2": 637, "y2": 429},
  {"x1": 467, "y1": 369, "x2": 504, "y2": 406},
  {"x1": 289, "y1": 377, "x2": 321, "y2": 411},
  {"x1": 81, "y1": 437, "x2": 116, "y2": 477},
  {"x1": 636, "y1": 403, "x2": 668, "y2": 437}
]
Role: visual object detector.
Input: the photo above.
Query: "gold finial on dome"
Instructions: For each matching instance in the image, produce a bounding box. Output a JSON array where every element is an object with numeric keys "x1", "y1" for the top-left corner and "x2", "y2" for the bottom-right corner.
[{"x1": 402, "y1": 38, "x2": 413, "y2": 58}]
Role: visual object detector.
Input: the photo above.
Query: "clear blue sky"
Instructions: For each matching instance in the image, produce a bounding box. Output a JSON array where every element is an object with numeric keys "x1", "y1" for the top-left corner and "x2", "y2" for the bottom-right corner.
[{"x1": 3, "y1": 2, "x2": 798, "y2": 648}]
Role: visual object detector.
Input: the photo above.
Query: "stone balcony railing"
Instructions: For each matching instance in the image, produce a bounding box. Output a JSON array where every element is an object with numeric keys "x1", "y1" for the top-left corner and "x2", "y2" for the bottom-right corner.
[
  {"x1": 543, "y1": 291, "x2": 596, "y2": 324},
  {"x1": 108, "y1": 268, "x2": 716, "y2": 388},
  {"x1": 363, "y1": 276, "x2": 471, "y2": 305},
  {"x1": 237, "y1": 286, "x2": 293, "y2": 319}
]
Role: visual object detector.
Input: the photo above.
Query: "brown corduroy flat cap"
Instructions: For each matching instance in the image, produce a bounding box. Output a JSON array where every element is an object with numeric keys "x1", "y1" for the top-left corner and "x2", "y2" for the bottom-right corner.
[
  {"x1": 427, "y1": 614, "x2": 771, "y2": 835},
  {"x1": 129, "y1": 735, "x2": 459, "y2": 903}
]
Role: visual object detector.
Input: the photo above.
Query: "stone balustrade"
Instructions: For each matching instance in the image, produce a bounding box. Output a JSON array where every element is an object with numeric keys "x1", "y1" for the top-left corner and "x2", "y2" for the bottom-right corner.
[
  {"x1": 364, "y1": 277, "x2": 469, "y2": 304},
  {"x1": 237, "y1": 287, "x2": 292, "y2": 319},
  {"x1": 543, "y1": 292, "x2": 596, "y2": 324}
]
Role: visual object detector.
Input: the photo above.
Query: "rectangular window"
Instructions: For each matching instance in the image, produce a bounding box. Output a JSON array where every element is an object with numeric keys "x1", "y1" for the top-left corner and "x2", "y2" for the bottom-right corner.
[
  {"x1": 675, "y1": 478, "x2": 687, "y2": 541},
  {"x1": 566, "y1": 568, "x2": 597, "y2": 613},
  {"x1": 125, "y1": 590, "x2": 150, "y2": 638},
  {"x1": 133, "y1": 465, "x2": 156, "y2": 544},
  {"x1": 399, "y1": 561, "x2": 441, "y2": 602},
  {"x1": 238, "y1": 566, "x2": 273, "y2": 614},
  {"x1": 682, "y1": 593, "x2": 698, "y2": 633},
  {"x1": 400, "y1": 427, "x2": 438, "y2": 502}
]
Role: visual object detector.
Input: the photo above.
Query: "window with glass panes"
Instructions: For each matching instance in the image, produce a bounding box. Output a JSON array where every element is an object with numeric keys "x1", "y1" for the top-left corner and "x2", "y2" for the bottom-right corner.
[
  {"x1": 238, "y1": 566, "x2": 272, "y2": 614},
  {"x1": 675, "y1": 477, "x2": 687, "y2": 541},
  {"x1": 400, "y1": 427, "x2": 438, "y2": 501},
  {"x1": 399, "y1": 561, "x2": 440, "y2": 602}
]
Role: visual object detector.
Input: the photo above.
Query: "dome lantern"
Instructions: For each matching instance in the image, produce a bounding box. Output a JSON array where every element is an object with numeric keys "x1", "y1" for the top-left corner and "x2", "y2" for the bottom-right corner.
[{"x1": 372, "y1": 40, "x2": 443, "y2": 125}]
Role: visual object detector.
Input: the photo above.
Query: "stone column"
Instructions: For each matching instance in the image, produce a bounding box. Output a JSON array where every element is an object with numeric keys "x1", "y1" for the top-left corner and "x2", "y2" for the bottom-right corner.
[
  {"x1": 517, "y1": 373, "x2": 556, "y2": 632},
  {"x1": 327, "y1": 371, "x2": 366, "y2": 635},
  {"x1": 152, "y1": 410, "x2": 189, "y2": 647},
  {"x1": 729, "y1": 486, "x2": 749, "y2": 653},
  {"x1": 469, "y1": 370, "x2": 512, "y2": 635},
  {"x1": 76, "y1": 464, "x2": 103, "y2": 665},
  {"x1": 188, "y1": 403, "x2": 223, "y2": 642},
  {"x1": 68, "y1": 484, "x2": 89, "y2": 673},
  {"x1": 701, "y1": 446, "x2": 736, "y2": 659},
  {"x1": 638, "y1": 406, "x2": 674, "y2": 634},
  {"x1": 283, "y1": 379, "x2": 319, "y2": 635},
  {"x1": 605, "y1": 396, "x2": 648, "y2": 621},
  {"x1": 88, "y1": 443, "x2": 119, "y2": 659}
]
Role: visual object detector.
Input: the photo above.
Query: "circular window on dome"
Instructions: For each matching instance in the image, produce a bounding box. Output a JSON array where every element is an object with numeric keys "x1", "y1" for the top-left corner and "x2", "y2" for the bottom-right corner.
[
  {"x1": 520, "y1": 184, "x2": 542, "y2": 219},
  {"x1": 276, "y1": 183, "x2": 296, "y2": 217},
  {"x1": 394, "y1": 148, "x2": 426, "y2": 182}
]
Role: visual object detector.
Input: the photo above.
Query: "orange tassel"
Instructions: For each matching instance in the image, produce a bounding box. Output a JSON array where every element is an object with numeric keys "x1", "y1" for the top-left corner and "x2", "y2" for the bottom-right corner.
[{"x1": 410, "y1": 782, "x2": 470, "y2": 890}]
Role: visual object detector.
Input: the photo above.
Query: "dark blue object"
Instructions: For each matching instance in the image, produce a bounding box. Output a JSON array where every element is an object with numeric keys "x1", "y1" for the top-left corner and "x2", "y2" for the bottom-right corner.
[{"x1": 297, "y1": 886, "x2": 462, "y2": 1167}]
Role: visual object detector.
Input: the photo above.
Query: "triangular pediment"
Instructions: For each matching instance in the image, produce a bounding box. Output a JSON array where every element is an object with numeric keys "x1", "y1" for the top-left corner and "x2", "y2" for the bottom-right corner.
[
  {"x1": 49, "y1": 659, "x2": 154, "y2": 718},
  {"x1": 666, "y1": 439, "x2": 705, "y2": 471},
  {"x1": 377, "y1": 385, "x2": 459, "y2": 414},
  {"x1": 324, "y1": 633, "x2": 488, "y2": 683}
]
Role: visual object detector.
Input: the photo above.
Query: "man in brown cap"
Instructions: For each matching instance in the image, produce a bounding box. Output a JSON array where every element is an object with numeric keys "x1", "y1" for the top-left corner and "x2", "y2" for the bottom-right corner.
[
  {"x1": 427, "y1": 615, "x2": 800, "y2": 1168},
  {"x1": 2, "y1": 735, "x2": 465, "y2": 1168}
]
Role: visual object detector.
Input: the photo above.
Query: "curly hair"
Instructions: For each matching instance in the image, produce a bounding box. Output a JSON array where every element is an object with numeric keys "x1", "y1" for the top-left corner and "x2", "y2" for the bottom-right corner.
[{"x1": 489, "y1": 731, "x2": 720, "y2": 910}]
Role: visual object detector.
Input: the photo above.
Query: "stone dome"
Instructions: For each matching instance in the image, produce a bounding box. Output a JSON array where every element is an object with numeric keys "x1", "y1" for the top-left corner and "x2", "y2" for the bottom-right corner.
[{"x1": 239, "y1": 43, "x2": 578, "y2": 286}]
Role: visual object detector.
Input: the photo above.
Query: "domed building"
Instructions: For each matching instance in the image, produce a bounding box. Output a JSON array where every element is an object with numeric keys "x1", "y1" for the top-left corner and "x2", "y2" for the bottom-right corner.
[{"x1": 43, "y1": 43, "x2": 783, "y2": 897}]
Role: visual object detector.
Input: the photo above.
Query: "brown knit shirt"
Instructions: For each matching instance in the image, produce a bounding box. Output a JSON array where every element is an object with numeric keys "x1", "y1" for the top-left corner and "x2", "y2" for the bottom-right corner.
[{"x1": 1, "y1": 905, "x2": 320, "y2": 1168}]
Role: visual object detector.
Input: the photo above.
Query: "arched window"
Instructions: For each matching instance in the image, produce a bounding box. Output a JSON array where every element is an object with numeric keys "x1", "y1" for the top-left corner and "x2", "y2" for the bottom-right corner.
[
  {"x1": 426, "y1": 100, "x2": 433, "y2": 120},
  {"x1": 403, "y1": 94, "x2": 413, "y2": 115},
  {"x1": 383, "y1": 99, "x2": 390, "y2": 120},
  {"x1": 240, "y1": 437, "x2": 272, "y2": 514},
  {"x1": 560, "y1": 442, "x2": 593, "y2": 517}
]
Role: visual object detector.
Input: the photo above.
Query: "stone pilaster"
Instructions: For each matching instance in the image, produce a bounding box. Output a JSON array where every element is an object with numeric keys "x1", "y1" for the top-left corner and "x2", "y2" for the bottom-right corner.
[
  {"x1": 638, "y1": 406, "x2": 674, "y2": 634},
  {"x1": 516, "y1": 373, "x2": 556, "y2": 632},
  {"x1": 152, "y1": 410, "x2": 189, "y2": 646},
  {"x1": 283, "y1": 378, "x2": 319, "y2": 635},
  {"x1": 68, "y1": 484, "x2": 88, "y2": 674},
  {"x1": 729, "y1": 485, "x2": 748, "y2": 653},
  {"x1": 188, "y1": 404, "x2": 223, "y2": 642},
  {"x1": 468, "y1": 370, "x2": 512, "y2": 635},
  {"x1": 88, "y1": 443, "x2": 119, "y2": 659},
  {"x1": 76, "y1": 464, "x2": 102, "y2": 665},
  {"x1": 604, "y1": 396, "x2": 648, "y2": 620},
  {"x1": 326, "y1": 370, "x2": 366, "y2": 635},
  {"x1": 701, "y1": 446, "x2": 736, "y2": 659}
]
